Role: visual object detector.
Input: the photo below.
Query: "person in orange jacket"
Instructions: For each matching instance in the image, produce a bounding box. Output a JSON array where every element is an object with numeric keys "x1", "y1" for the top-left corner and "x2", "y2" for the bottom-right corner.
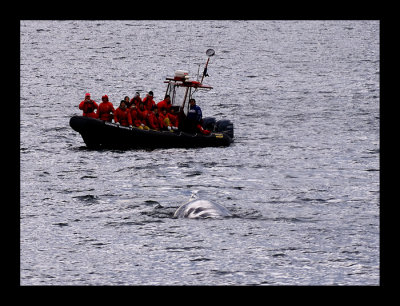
[
  {"x1": 114, "y1": 100, "x2": 132, "y2": 127},
  {"x1": 158, "y1": 107, "x2": 168, "y2": 130},
  {"x1": 79, "y1": 93, "x2": 98, "y2": 118},
  {"x1": 130, "y1": 92, "x2": 142, "y2": 108},
  {"x1": 167, "y1": 107, "x2": 179, "y2": 129},
  {"x1": 97, "y1": 95, "x2": 115, "y2": 122},
  {"x1": 157, "y1": 95, "x2": 172, "y2": 113},
  {"x1": 130, "y1": 104, "x2": 148, "y2": 129},
  {"x1": 136, "y1": 101, "x2": 150, "y2": 130},
  {"x1": 159, "y1": 107, "x2": 177, "y2": 131},
  {"x1": 146, "y1": 106, "x2": 161, "y2": 130},
  {"x1": 142, "y1": 91, "x2": 156, "y2": 111}
]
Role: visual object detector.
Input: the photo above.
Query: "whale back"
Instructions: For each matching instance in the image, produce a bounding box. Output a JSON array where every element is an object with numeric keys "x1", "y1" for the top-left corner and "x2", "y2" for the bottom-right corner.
[{"x1": 173, "y1": 198, "x2": 232, "y2": 219}]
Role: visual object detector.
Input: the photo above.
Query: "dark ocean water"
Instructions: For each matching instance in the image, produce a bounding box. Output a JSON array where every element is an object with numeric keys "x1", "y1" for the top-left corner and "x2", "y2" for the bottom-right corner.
[{"x1": 20, "y1": 20, "x2": 379, "y2": 285}]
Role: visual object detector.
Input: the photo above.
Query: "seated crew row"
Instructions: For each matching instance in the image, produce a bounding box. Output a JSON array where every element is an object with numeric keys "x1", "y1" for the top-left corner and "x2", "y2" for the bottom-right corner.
[{"x1": 78, "y1": 92, "x2": 210, "y2": 134}]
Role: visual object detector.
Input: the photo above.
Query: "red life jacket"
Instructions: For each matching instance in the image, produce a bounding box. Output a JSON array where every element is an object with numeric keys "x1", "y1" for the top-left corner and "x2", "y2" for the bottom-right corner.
[
  {"x1": 146, "y1": 112, "x2": 161, "y2": 130},
  {"x1": 114, "y1": 107, "x2": 132, "y2": 127},
  {"x1": 143, "y1": 97, "x2": 156, "y2": 111},
  {"x1": 97, "y1": 101, "x2": 115, "y2": 122},
  {"x1": 158, "y1": 112, "x2": 168, "y2": 129},
  {"x1": 157, "y1": 99, "x2": 172, "y2": 112},
  {"x1": 130, "y1": 107, "x2": 143, "y2": 127},
  {"x1": 130, "y1": 96, "x2": 142, "y2": 108},
  {"x1": 79, "y1": 100, "x2": 98, "y2": 118},
  {"x1": 167, "y1": 112, "x2": 179, "y2": 128},
  {"x1": 136, "y1": 107, "x2": 148, "y2": 125}
]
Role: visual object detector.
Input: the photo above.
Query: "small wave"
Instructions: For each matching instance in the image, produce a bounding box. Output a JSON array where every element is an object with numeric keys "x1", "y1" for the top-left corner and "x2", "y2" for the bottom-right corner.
[
  {"x1": 72, "y1": 194, "x2": 99, "y2": 203},
  {"x1": 80, "y1": 175, "x2": 98, "y2": 179},
  {"x1": 53, "y1": 222, "x2": 69, "y2": 227}
]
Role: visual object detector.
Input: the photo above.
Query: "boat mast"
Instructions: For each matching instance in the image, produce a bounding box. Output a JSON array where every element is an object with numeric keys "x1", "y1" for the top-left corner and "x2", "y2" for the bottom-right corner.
[
  {"x1": 200, "y1": 49, "x2": 215, "y2": 84},
  {"x1": 165, "y1": 49, "x2": 215, "y2": 113},
  {"x1": 181, "y1": 86, "x2": 190, "y2": 113}
]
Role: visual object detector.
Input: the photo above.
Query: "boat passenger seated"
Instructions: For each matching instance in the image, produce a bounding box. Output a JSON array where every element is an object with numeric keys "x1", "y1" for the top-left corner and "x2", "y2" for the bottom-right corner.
[
  {"x1": 157, "y1": 95, "x2": 172, "y2": 113},
  {"x1": 159, "y1": 107, "x2": 177, "y2": 131},
  {"x1": 167, "y1": 106, "x2": 180, "y2": 129},
  {"x1": 130, "y1": 103, "x2": 148, "y2": 129},
  {"x1": 123, "y1": 96, "x2": 131, "y2": 108},
  {"x1": 142, "y1": 91, "x2": 156, "y2": 111},
  {"x1": 130, "y1": 92, "x2": 142, "y2": 108},
  {"x1": 114, "y1": 100, "x2": 132, "y2": 127},
  {"x1": 146, "y1": 105, "x2": 161, "y2": 131},
  {"x1": 136, "y1": 102, "x2": 150, "y2": 130}
]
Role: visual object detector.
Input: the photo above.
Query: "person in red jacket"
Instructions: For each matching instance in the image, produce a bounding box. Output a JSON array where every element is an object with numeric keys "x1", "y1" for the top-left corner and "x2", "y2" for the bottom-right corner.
[
  {"x1": 136, "y1": 102, "x2": 150, "y2": 130},
  {"x1": 142, "y1": 91, "x2": 156, "y2": 111},
  {"x1": 96, "y1": 95, "x2": 115, "y2": 122},
  {"x1": 114, "y1": 100, "x2": 132, "y2": 127},
  {"x1": 158, "y1": 107, "x2": 168, "y2": 130},
  {"x1": 130, "y1": 92, "x2": 142, "y2": 108},
  {"x1": 159, "y1": 107, "x2": 177, "y2": 131},
  {"x1": 130, "y1": 104, "x2": 147, "y2": 129},
  {"x1": 123, "y1": 96, "x2": 131, "y2": 108},
  {"x1": 79, "y1": 93, "x2": 98, "y2": 118},
  {"x1": 157, "y1": 95, "x2": 172, "y2": 113},
  {"x1": 146, "y1": 106, "x2": 161, "y2": 130},
  {"x1": 167, "y1": 106, "x2": 179, "y2": 129}
]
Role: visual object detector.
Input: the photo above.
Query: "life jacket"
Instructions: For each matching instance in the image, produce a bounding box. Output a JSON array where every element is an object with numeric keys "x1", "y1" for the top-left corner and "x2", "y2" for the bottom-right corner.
[
  {"x1": 130, "y1": 96, "x2": 142, "y2": 108},
  {"x1": 130, "y1": 107, "x2": 143, "y2": 127},
  {"x1": 143, "y1": 97, "x2": 156, "y2": 111},
  {"x1": 158, "y1": 112, "x2": 170, "y2": 129},
  {"x1": 157, "y1": 99, "x2": 172, "y2": 112},
  {"x1": 79, "y1": 100, "x2": 98, "y2": 118},
  {"x1": 146, "y1": 112, "x2": 161, "y2": 130},
  {"x1": 114, "y1": 107, "x2": 132, "y2": 126},
  {"x1": 136, "y1": 107, "x2": 148, "y2": 124},
  {"x1": 97, "y1": 101, "x2": 115, "y2": 122},
  {"x1": 167, "y1": 112, "x2": 179, "y2": 128}
]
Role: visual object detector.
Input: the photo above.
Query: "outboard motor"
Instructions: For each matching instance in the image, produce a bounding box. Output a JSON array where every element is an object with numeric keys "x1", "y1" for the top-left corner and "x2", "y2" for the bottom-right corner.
[
  {"x1": 215, "y1": 119, "x2": 234, "y2": 139},
  {"x1": 202, "y1": 117, "x2": 216, "y2": 131}
]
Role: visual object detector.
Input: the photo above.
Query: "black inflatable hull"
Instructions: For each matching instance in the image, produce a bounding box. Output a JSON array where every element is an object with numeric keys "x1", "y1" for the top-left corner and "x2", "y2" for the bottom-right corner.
[{"x1": 69, "y1": 116, "x2": 233, "y2": 149}]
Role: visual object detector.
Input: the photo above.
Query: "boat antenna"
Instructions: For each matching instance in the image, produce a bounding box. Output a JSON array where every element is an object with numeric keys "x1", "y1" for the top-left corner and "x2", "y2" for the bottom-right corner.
[
  {"x1": 200, "y1": 49, "x2": 215, "y2": 84},
  {"x1": 196, "y1": 63, "x2": 201, "y2": 82}
]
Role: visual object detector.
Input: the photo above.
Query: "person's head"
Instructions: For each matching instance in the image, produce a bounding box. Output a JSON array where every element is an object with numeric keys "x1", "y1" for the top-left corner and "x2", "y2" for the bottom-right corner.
[
  {"x1": 148, "y1": 91, "x2": 154, "y2": 98},
  {"x1": 124, "y1": 96, "x2": 130, "y2": 102},
  {"x1": 151, "y1": 105, "x2": 158, "y2": 113},
  {"x1": 165, "y1": 95, "x2": 171, "y2": 103},
  {"x1": 139, "y1": 101, "x2": 145, "y2": 110},
  {"x1": 120, "y1": 100, "x2": 126, "y2": 109},
  {"x1": 85, "y1": 93, "x2": 91, "y2": 101},
  {"x1": 134, "y1": 92, "x2": 140, "y2": 98},
  {"x1": 102, "y1": 95, "x2": 108, "y2": 102},
  {"x1": 161, "y1": 107, "x2": 167, "y2": 115},
  {"x1": 189, "y1": 98, "x2": 196, "y2": 106}
]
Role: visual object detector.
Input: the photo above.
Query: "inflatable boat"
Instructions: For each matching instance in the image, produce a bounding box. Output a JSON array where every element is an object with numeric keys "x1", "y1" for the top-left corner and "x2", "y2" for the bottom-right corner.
[
  {"x1": 69, "y1": 115, "x2": 233, "y2": 149},
  {"x1": 70, "y1": 49, "x2": 234, "y2": 149}
]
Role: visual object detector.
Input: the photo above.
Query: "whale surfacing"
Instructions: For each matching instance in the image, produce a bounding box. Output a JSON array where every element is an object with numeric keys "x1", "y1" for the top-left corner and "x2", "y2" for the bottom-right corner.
[{"x1": 173, "y1": 199, "x2": 232, "y2": 219}]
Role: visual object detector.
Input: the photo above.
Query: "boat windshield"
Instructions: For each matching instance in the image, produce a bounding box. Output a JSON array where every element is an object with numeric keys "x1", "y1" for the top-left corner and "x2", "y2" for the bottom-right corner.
[
  {"x1": 168, "y1": 84, "x2": 186, "y2": 107},
  {"x1": 164, "y1": 83, "x2": 190, "y2": 116},
  {"x1": 164, "y1": 81, "x2": 212, "y2": 115}
]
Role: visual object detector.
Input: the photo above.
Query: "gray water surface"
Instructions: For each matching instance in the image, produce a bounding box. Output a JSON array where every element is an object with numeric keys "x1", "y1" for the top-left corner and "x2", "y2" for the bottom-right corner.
[{"x1": 20, "y1": 20, "x2": 379, "y2": 285}]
